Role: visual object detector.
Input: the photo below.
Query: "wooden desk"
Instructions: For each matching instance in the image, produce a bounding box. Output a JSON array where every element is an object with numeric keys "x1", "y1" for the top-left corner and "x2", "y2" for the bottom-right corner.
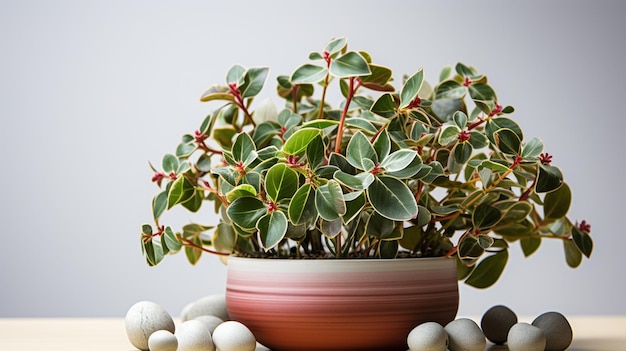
[{"x1": 0, "y1": 317, "x2": 624, "y2": 350}]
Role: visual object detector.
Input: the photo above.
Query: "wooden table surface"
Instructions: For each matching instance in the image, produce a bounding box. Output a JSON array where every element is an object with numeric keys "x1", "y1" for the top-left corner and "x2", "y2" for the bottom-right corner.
[{"x1": 0, "y1": 317, "x2": 624, "y2": 351}]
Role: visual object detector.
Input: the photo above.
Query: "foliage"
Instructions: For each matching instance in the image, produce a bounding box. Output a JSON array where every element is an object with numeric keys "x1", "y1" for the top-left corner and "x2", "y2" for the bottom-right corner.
[{"x1": 141, "y1": 37, "x2": 592, "y2": 288}]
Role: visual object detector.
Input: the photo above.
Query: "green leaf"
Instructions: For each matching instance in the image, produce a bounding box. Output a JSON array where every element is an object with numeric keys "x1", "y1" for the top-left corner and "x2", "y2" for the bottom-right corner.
[
  {"x1": 486, "y1": 118, "x2": 523, "y2": 144},
  {"x1": 232, "y1": 132, "x2": 256, "y2": 164},
  {"x1": 185, "y1": 238, "x2": 202, "y2": 265},
  {"x1": 370, "y1": 92, "x2": 397, "y2": 118},
  {"x1": 572, "y1": 226, "x2": 593, "y2": 258},
  {"x1": 449, "y1": 142, "x2": 473, "y2": 173},
  {"x1": 343, "y1": 191, "x2": 366, "y2": 224},
  {"x1": 436, "y1": 80, "x2": 466, "y2": 99},
  {"x1": 257, "y1": 211, "x2": 288, "y2": 250},
  {"x1": 329, "y1": 51, "x2": 371, "y2": 78},
  {"x1": 543, "y1": 182, "x2": 571, "y2": 220},
  {"x1": 536, "y1": 164, "x2": 563, "y2": 193},
  {"x1": 225, "y1": 184, "x2": 257, "y2": 203},
  {"x1": 152, "y1": 190, "x2": 168, "y2": 220},
  {"x1": 265, "y1": 163, "x2": 299, "y2": 203},
  {"x1": 360, "y1": 64, "x2": 394, "y2": 92},
  {"x1": 200, "y1": 85, "x2": 234, "y2": 102},
  {"x1": 226, "y1": 64, "x2": 246, "y2": 85},
  {"x1": 522, "y1": 137, "x2": 544, "y2": 160},
  {"x1": 380, "y1": 149, "x2": 418, "y2": 173},
  {"x1": 480, "y1": 160, "x2": 510, "y2": 172},
  {"x1": 468, "y1": 83, "x2": 497, "y2": 101},
  {"x1": 226, "y1": 197, "x2": 267, "y2": 231},
  {"x1": 324, "y1": 37, "x2": 347, "y2": 54},
  {"x1": 366, "y1": 212, "x2": 397, "y2": 240},
  {"x1": 163, "y1": 226, "x2": 182, "y2": 252},
  {"x1": 167, "y1": 175, "x2": 195, "y2": 209},
  {"x1": 453, "y1": 111, "x2": 467, "y2": 129},
  {"x1": 315, "y1": 180, "x2": 346, "y2": 221},
  {"x1": 253, "y1": 121, "x2": 280, "y2": 147},
  {"x1": 291, "y1": 64, "x2": 327, "y2": 84},
  {"x1": 564, "y1": 239, "x2": 582, "y2": 268},
  {"x1": 455, "y1": 63, "x2": 480, "y2": 78},
  {"x1": 494, "y1": 128, "x2": 521, "y2": 155},
  {"x1": 240, "y1": 67, "x2": 269, "y2": 98},
  {"x1": 162, "y1": 154, "x2": 179, "y2": 174},
  {"x1": 368, "y1": 176, "x2": 418, "y2": 221},
  {"x1": 334, "y1": 170, "x2": 374, "y2": 190},
  {"x1": 439, "y1": 125, "x2": 461, "y2": 146},
  {"x1": 400, "y1": 68, "x2": 424, "y2": 109},
  {"x1": 320, "y1": 218, "x2": 343, "y2": 238},
  {"x1": 282, "y1": 128, "x2": 320, "y2": 155},
  {"x1": 213, "y1": 222, "x2": 237, "y2": 254},
  {"x1": 372, "y1": 129, "x2": 391, "y2": 160},
  {"x1": 465, "y1": 250, "x2": 509, "y2": 288},
  {"x1": 346, "y1": 131, "x2": 378, "y2": 171},
  {"x1": 472, "y1": 204, "x2": 502, "y2": 230},
  {"x1": 458, "y1": 236, "x2": 484, "y2": 258},
  {"x1": 439, "y1": 66, "x2": 453, "y2": 82},
  {"x1": 521, "y1": 236, "x2": 541, "y2": 257},
  {"x1": 288, "y1": 184, "x2": 317, "y2": 225}
]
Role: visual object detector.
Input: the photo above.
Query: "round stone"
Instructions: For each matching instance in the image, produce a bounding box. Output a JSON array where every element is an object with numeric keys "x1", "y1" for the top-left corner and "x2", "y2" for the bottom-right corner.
[
  {"x1": 444, "y1": 318, "x2": 486, "y2": 351},
  {"x1": 176, "y1": 320, "x2": 215, "y2": 351},
  {"x1": 194, "y1": 315, "x2": 224, "y2": 335},
  {"x1": 507, "y1": 322, "x2": 546, "y2": 351},
  {"x1": 148, "y1": 330, "x2": 178, "y2": 351},
  {"x1": 480, "y1": 305, "x2": 518, "y2": 344},
  {"x1": 125, "y1": 301, "x2": 175, "y2": 351},
  {"x1": 532, "y1": 311, "x2": 573, "y2": 351},
  {"x1": 212, "y1": 321, "x2": 256, "y2": 351},
  {"x1": 181, "y1": 294, "x2": 229, "y2": 322},
  {"x1": 407, "y1": 321, "x2": 448, "y2": 351}
]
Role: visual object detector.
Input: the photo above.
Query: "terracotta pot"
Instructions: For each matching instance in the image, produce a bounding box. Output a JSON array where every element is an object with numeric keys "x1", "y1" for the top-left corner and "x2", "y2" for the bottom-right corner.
[{"x1": 225, "y1": 256, "x2": 458, "y2": 351}]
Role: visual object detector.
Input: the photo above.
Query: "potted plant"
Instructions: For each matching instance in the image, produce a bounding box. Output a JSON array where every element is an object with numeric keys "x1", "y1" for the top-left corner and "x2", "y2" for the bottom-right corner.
[{"x1": 140, "y1": 37, "x2": 593, "y2": 351}]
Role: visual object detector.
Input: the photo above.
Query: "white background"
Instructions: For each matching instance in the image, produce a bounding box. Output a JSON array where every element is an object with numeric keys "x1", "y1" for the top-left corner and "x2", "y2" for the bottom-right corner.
[{"x1": 1, "y1": 0, "x2": 624, "y2": 317}]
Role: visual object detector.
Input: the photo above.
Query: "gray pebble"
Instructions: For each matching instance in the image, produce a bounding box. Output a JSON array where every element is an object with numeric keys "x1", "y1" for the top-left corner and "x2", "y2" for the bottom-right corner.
[
  {"x1": 407, "y1": 321, "x2": 448, "y2": 351},
  {"x1": 125, "y1": 301, "x2": 175, "y2": 351},
  {"x1": 532, "y1": 311, "x2": 573, "y2": 351},
  {"x1": 182, "y1": 294, "x2": 229, "y2": 322},
  {"x1": 176, "y1": 320, "x2": 215, "y2": 351},
  {"x1": 481, "y1": 305, "x2": 518, "y2": 344},
  {"x1": 194, "y1": 315, "x2": 224, "y2": 335},
  {"x1": 445, "y1": 318, "x2": 486, "y2": 351},
  {"x1": 148, "y1": 330, "x2": 178, "y2": 351},
  {"x1": 507, "y1": 322, "x2": 546, "y2": 351}
]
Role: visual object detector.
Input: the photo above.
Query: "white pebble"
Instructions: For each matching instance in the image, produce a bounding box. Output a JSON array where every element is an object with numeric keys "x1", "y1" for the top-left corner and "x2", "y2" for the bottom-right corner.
[
  {"x1": 148, "y1": 330, "x2": 178, "y2": 351},
  {"x1": 182, "y1": 294, "x2": 230, "y2": 322},
  {"x1": 194, "y1": 315, "x2": 224, "y2": 335},
  {"x1": 507, "y1": 322, "x2": 546, "y2": 351},
  {"x1": 444, "y1": 318, "x2": 486, "y2": 351},
  {"x1": 176, "y1": 320, "x2": 215, "y2": 351},
  {"x1": 407, "y1": 322, "x2": 448, "y2": 351},
  {"x1": 125, "y1": 301, "x2": 175, "y2": 351},
  {"x1": 212, "y1": 321, "x2": 256, "y2": 351}
]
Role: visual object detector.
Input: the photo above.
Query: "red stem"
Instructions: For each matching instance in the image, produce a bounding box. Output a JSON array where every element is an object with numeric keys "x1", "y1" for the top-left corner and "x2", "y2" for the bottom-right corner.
[{"x1": 334, "y1": 77, "x2": 358, "y2": 154}]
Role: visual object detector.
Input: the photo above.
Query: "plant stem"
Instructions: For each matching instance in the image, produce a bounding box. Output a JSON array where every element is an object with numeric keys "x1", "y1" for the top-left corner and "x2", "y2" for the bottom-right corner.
[
  {"x1": 318, "y1": 73, "x2": 330, "y2": 119},
  {"x1": 334, "y1": 77, "x2": 357, "y2": 154},
  {"x1": 177, "y1": 236, "x2": 231, "y2": 256}
]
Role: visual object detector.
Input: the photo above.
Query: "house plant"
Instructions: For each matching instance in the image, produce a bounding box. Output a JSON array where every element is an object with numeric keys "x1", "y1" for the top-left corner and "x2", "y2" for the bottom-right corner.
[{"x1": 140, "y1": 37, "x2": 593, "y2": 350}]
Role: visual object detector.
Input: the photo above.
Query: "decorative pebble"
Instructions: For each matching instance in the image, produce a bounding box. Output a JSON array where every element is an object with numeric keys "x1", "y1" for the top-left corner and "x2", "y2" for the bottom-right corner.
[
  {"x1": 480, "y1": 305, "x2": 518, "y2": 344},
  {"x1": 444, "y1": 318, "x2": 486, "y2": 351},
  {"x1": 148, "y1": 330, "x2": 178, "y2": 351},
  {"x1": 212, "y1": 321, "x2": 257, "y2": 351},
  {"x1": 507, "y1": 322, "x2": 546, "y2": 351},
  {"x1": 194, "y1": 315, "x2": 224, "y2": 335},
  {"x1": 176, "y1": 320, "x2": 215, "y2": 351},
  {"x1": 125, "y1": 301, "x2": 175, "y2": 351},
  {"x1": 182, "y1": 294, "x2": 230, "y2": 322},
  {"x1": 532, "y1": 311, "x2": 573, "y2": 351},
  {"x1": 407, "y1": 321, "x2": 448, "y2": 351}
]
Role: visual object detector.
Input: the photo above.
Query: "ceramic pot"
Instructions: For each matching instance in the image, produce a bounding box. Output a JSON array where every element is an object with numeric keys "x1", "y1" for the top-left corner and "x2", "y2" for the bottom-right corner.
[{"x1": 225, "y1": 256, "x2": 458, "y2": 351}]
